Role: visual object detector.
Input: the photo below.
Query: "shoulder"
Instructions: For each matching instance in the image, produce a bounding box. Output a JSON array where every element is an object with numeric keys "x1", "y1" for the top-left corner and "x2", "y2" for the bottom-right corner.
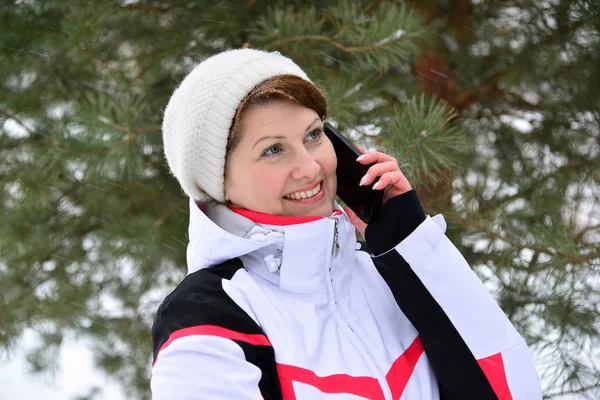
[
  {"x1": 163, "y1": 257, "x2": 245, "y2": 303},
  {"x1": 152, "y1": 259, "x2": 262, "y2": 360}
]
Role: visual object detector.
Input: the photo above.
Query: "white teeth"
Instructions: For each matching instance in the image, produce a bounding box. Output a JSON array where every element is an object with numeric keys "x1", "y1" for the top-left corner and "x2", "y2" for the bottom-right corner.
[{"x1": 285, "y1": 183, "x2": 321, "y2": 200}]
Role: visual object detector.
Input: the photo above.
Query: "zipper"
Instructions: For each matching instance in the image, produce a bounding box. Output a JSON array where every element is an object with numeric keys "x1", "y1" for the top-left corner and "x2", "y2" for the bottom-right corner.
[
  {"x1": 331, "y1": 216, "x2": 340, "y2": 259},
  {"x1": 326, "y1": 216, "x2": 393, "y2": 400},
  {"x1": 328, "y1": 216, "x2": 339, "y2": 296},
  {"x1": 244, "y1": 226, "x2": 273, "y2": 239},
  {"x1": 342, "y1": 318, "x2": 393, "y2": 400},
  {"x1": 327, "y1": 216, "x2": 340, "y2": 306}
]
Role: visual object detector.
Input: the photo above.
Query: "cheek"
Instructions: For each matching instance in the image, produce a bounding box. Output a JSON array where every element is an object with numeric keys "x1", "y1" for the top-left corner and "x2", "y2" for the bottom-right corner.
[
  {"x1": 251, "y1": 166, "x2": 288, "y2": 199},
  {"x1": 319, "y1": 143, "x2": 338, "y2": 178}
]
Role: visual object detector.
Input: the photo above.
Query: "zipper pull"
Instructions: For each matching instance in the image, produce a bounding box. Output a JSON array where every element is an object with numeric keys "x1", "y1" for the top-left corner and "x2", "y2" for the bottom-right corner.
[{"x1": 332, "y1": 217, "x2": 340, "y2": 258}]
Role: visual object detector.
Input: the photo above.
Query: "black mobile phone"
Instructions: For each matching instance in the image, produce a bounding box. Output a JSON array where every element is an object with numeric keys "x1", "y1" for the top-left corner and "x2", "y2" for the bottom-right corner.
[{"x1": 323, "y1": 122, "x2": 384, "y2": 224}]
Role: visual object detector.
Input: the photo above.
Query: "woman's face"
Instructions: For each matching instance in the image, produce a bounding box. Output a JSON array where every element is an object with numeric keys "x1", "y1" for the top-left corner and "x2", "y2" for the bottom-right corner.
[{"x1": 224, "y1": 99, "x2": 337, "y2": 217}]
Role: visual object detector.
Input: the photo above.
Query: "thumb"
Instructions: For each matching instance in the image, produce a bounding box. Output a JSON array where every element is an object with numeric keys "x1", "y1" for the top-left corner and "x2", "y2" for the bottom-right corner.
[{"x1": 344, "y1": 206, "x2": 367, "y2": 239}]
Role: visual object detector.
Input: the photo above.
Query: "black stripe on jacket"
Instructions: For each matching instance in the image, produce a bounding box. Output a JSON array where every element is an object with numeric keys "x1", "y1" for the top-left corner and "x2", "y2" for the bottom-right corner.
[
  {"x1": 365, "y1": 190, "x2": 499, "y2": 400},
  {"x1": 151, "y1": 259, "x2": 284, "y2": 400}
]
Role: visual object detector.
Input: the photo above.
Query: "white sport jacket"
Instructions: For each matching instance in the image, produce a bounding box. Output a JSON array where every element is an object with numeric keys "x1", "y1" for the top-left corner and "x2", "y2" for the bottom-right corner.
[{"x1": 151, "y1": 191, "x2": 542, "y2": 399}]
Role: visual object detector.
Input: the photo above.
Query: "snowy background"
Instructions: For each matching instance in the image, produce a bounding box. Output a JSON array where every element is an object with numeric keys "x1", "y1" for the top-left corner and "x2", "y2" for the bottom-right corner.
[{"x1": 1, "y1": 329, "x2": 125, "y2": 400}]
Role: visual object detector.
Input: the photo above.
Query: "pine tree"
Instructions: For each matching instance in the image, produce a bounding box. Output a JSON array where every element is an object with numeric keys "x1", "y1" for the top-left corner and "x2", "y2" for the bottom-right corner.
[{"x1": 1, "y1": 0, "x2": 598, "y2": 398}]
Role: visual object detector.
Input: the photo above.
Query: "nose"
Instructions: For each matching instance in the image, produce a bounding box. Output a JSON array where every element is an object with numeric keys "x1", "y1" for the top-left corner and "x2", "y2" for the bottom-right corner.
[{"x1": 290, "y1": 148, "x2": 321, "y2": 181}]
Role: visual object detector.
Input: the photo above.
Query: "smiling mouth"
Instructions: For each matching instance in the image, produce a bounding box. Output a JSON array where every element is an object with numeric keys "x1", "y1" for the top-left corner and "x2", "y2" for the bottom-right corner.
[{"x1": 284, "y1": 181, "x2": 322, "y2": 200}]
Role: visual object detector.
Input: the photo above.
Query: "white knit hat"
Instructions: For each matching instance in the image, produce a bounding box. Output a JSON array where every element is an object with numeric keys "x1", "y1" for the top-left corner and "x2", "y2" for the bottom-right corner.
[{"x1": 162, "y1": 48, "x2": 311, "y2": 202}]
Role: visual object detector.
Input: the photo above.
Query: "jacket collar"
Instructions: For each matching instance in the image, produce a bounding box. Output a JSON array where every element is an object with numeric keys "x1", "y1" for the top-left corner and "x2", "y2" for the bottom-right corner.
[{"x1": 186, "y1": 199, "x2": 357, "y2": 294}]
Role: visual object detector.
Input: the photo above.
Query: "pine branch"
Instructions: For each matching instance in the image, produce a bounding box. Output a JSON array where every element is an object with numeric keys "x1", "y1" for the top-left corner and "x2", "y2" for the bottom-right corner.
[
  {"x1": 117, "y1": 2, "x2": 173, "y2": 14},
  {"x1": 82, "y1": 18, "x2": 97, "y2": 70},
  {"x1": 545, "y1": 383, "x2": 600, "y2": 399},
  {"x1": 333, "y1": 22, "x2": 355, "y2": 40},
  {"x1": 332, "y1": 0, "x2": 380, "y2": 40},
  {"x1": 152, "y1": 199, "x2": 187, "y2": 229},
  {"x1": 441, "y1": 213, "x2": 594, "y2": 265},
  {"x1": 1, "y1": 297, "x2": 7, "y2": 330},
  {"x1": 46, "y1": 58, "x2": 72, "y2": 98},
  {"x1": 405, "y1": 130, "x2": 428, "y2": 156},
  {"x1": 452, "y1": 69, "x2": 508, "y2": 109},
  {"x1": 576, "y1": 223, "x2": 600, "y2": 240},
  {"x1": 263, "y1": 33, "x2": 407, "y2": 53},
  {"x1": 492, "y1": 160, "x2": 591, "y2": 210}
]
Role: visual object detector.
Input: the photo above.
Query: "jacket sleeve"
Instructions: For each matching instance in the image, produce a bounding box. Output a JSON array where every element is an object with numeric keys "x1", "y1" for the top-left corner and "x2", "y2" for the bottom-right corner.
[
  {"x1": 365, "y1": 190, "x2": 543, "y2": 400},
  {"x1": 152, "y1": 332, "x2": 264, "y2": 399},
  {"x1": 151, "y1": 262, "x2": 283, "y2": 400}
]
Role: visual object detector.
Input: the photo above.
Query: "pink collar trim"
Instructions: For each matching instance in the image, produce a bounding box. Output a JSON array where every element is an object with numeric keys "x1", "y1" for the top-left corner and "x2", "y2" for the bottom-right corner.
[{"x1": 230, "y1": 207, "x2": 342, "y2": 226}]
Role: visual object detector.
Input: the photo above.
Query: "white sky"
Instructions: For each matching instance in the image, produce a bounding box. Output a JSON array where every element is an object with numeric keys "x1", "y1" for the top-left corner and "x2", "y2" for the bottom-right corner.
[{"x1": 0, "y1": 329, "x2": 126, "y2": 400}]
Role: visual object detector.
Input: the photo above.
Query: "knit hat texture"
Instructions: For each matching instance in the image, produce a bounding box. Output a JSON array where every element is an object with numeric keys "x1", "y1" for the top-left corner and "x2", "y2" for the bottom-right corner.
[{"x1": 162, "y1": 48, "x2": 311, "y2": 202}]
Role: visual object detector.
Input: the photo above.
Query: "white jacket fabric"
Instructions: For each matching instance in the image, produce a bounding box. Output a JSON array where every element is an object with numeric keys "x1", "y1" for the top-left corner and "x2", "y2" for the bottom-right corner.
[{"x1": 151, "y1": 191, "x2": 542, "y2": 399}]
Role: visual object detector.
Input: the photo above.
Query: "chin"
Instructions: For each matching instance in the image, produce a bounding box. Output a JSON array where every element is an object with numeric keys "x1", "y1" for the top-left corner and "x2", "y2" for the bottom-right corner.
[
  {"x1": 293, "y1": 201, "x2": 335, "y2": 218},
  {"x1": 319, "y1": 200, "x2": 336, "y2": 217}
]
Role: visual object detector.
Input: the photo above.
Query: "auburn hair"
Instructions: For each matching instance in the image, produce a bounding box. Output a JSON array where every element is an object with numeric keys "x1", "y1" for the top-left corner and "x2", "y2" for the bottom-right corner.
[{"x1": 226, "y1": 74, "x2": 328, "y2": 163}]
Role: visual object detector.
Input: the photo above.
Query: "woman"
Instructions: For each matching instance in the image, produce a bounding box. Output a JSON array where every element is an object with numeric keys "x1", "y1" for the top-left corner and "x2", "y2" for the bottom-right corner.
[{"x1": 152, "y1": 48, "x2": 542, "y2": 400}]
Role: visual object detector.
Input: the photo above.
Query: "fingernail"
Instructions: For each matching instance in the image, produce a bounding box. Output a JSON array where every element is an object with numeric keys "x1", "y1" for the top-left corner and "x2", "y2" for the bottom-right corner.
[
  {"x1": 359, "y1": 174, "x2": 369, "y2": 186},
  {"x1": 372, "y1": 181, "x2": 380, "y2": 190},
  {"x1": 356, "y1": 154, "x2": 367, "y2": 162}
]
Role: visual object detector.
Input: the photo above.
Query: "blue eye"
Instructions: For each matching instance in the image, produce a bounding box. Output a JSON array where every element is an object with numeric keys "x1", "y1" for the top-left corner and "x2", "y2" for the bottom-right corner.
[
  {"x1": 307, "y1": 128, "x2": 323, "y2": 141},
  {"x1": 263, "y1": 144, "x2": 282, "y2": 157}
]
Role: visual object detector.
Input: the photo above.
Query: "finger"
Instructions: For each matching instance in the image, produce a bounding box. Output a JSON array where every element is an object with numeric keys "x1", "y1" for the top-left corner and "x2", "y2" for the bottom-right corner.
[
  {"x1": 372, "y1": 171, "x2": 412, "y2": 193},
  {"x1": 344, "y1": 206, "x2": 367, "y2": 238},
  {"x1": 356, "y1": 145, "x2": 367, "y2": 154},
  {"x1": 359, "y1": 161, "x2": 398, "y2": 186},
  {"x1": 356, "y1": 151, "x2": 397, "y2": 165}
]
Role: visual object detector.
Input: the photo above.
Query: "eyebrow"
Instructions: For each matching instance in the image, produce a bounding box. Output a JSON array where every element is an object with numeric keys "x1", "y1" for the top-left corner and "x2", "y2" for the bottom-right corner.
[
  {"x1": 252, "y1": 117, "x2": 322, "y2": 150},
  {"x1": 252, "y1": 135, "x2": 286, "y2": 150}
]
